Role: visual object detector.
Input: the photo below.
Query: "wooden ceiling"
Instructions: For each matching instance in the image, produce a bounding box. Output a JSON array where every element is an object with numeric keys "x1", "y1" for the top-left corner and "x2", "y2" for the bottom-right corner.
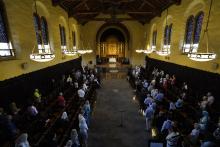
[{"x1": 52, "y1": 0, "x2": 181, "y2": 25}]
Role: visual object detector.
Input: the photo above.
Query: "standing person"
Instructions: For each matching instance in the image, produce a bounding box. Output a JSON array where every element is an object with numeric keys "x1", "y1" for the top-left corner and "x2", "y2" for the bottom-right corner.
[
  {"x1": 144, "y1": 106, "x2": 154, "y2": 132},
  {"x1": 71, "y1": 129, "x2": 80, "y2": 147},
  {"x1": 79, "y1": 114, "x2": 88, "y2": 147},
  {"x1": 83, "y1": 100, "x2": 91, "y2": 126}
]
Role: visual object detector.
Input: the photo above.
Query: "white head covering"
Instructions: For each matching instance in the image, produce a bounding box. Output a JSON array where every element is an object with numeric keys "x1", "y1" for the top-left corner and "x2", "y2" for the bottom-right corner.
[
  {"x1": 65, "y1": 140, "x2": 73, "y2": 147},
  {"x1": 61, "y1": 111, "x2": 68, "y2": 120},
  {"x1": 15, "y1": 133, "x2": 29, "y2": 147}
]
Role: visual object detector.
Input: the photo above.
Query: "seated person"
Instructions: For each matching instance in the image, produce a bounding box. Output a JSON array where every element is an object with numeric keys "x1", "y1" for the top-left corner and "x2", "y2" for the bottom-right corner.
[
  {"x1": 78, "y1": 87, "x2": 85, "y2": 100},
  {"x1": 175, "y1": 98, "x2": 183, "y2": 109},
  {"x1": 154, "y1": 90, "x2": 164, "y2": 102},
  {"x1": 144, "y1": 94, "x2": 154, "y2": 106},
  {"x1": 151, "y1": 88, "x2": 158, "y2": 98},
  {"x1": 200, "y1": 135, "x2": 216, "y2": 147},
  {"x1": 61, "y1": 111, "x2": 69, "y2": 122},
  {"x1": 15, "y1": 133, "x2": 30, "y2": 147},
  {"x1": 189, "y1": 123, "x2": 200, "y2": 145},
  {"x1": 74, "y1": 81, "x2": 79, "y2": 89},
  {"x1": 57, "y1": 92, "x2": 65, "y2": 108},
  {"x1": 169, "y1": 101, "x2": 176, "y2": 111},
  {"x1": 199, "y1": 111, "x2": 210, "y2": 132},
  {"x1": 207, "y1": 92, "x2": 215, "y2": 106},
  {"x1": 33, "y1": 89, "x2": 41, "y2": 103},
  {"x1": 166, "y1": 127, "x2": 180, "y2": 147},
  {"x1": 5, "y1": 115, "x2": 18, "y2": 140},
  {"x1": 9, "y1": 102, "x2": 20, "y2": 115},
  {"x1": 83, "y1": 83, "x2": 88, "y2": 92},
  {"x1": 142, "y1": 80, "x2": 148, "y2": 88},
  {"x1": 147, "y1": 83, "x2": 154, "y2": 92},
  {"x1": 213, "y1": 118, "x2": 220, "y2": 143},
  {"x1": 64, "y1": 140, "x2": 73, "y2": 147},
  {"x1": 27, "y1": 104, "x2": 38, "y2": 117},
  {"x1": 66, "y1": 75, "x2": 73, "y2": 84},
  {"x1": 161, "y1": 116, "x2": 173, "y2": 134},
  {"x1": 199, "y1": 96, "x2": 208, "y2": 110}
]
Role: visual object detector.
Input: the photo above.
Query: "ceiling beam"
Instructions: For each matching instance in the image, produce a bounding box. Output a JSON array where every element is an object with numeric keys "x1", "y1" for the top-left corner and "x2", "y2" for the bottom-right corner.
[
  {"x1": 73, "y1": 0, "x2": 88, "y2": 10},
  {"x1": 127, "y1": 11, "x2": 153, "y2": 14},
  {"x1": 76, "y1": 12, "x2": 99, "y2": 15}
]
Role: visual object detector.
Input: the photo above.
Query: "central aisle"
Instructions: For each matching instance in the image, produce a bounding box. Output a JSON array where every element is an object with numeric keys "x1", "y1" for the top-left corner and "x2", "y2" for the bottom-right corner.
[{"x1": 88, "y1": 79, "x2": 149, "y2": 147}]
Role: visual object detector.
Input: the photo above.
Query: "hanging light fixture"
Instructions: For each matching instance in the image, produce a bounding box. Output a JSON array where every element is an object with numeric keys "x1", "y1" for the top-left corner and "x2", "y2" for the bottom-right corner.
[
  {"x1": 157, "y1": 9, "x2": 171, "y2": 56},
  {"x1": 77, "y1": 34, "x2": 88, "y2": 54},
  {"x1": 63, "y1": 16, "x2": 78, "y2": 56},
  {"x1": 135, "y1": 49, "x2": 144, "y2": 53},
  {"x1": 188, "y1": 0, "x2": 216, "y2": 62},
  {"x1": 30, "y1": 0, "x2": 55, "y2": 62},
  {"x1": 136, "y1": 40, "x2": 145, "y2": 53},
  {"x1": 84, "y1": 42, "x2": 93, "y2": 53},
  {"x1": 143, "y1": 45, "x2": 154, "y2": 54}
]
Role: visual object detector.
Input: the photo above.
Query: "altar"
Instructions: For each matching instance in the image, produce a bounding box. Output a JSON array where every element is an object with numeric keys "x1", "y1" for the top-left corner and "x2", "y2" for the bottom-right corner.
[{"x1": 109, "y1": 57, "x2": 117, "y2": 63}]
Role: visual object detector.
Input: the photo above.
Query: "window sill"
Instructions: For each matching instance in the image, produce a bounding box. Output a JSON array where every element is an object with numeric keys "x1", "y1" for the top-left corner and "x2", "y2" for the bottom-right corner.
[{"x1": 0, "y1": 55, "x2": 16, "y2": 61}]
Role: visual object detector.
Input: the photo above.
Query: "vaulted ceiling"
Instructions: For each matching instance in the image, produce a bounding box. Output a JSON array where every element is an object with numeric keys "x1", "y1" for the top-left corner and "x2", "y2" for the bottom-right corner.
[{"x1": 52, "y1": 0, "x2": 181, "y2": 25}]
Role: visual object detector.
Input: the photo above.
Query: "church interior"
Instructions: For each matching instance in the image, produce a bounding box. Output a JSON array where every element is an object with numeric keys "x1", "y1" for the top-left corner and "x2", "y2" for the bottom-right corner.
[{"x1": 0, "y1": 0, "x2": 220, "y2": 146}]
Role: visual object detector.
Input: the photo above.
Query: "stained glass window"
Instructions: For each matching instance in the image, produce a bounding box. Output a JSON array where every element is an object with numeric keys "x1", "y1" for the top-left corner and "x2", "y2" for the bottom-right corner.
[
  {"x1": 0, "y1": 11, "x2": 8, "y2": 43},
  {"x1": 62, "y1": 27, "x2": 66, "y2": 46},
  {"x1": 59, "y1": 25, "x2": 66, "y2": 46},
  {"x1": 0, "y1": 4, "x2": 14, "y2": 57},
  {"x1": 41, "y1": 17, "x2": 49, "y2": 45},
  {"x1": 72, "y1": 31, "x2": 76, "y2": 46},
  {"x1": 193, "y1": 12, "x2": 204, "y2": 44},
  {"x1": 33, "y1": 13, "x2": 42, "y2": 45},
  {"x1": 168, "y1": 24, "x2": 172, "y2": 45},
  {"x1": 185, "y1": 16, "x2": 194, "y2": 44},
  {"x1": 152, "y1": 31, "x2": 157, "y2": 46},
  {"x1": 59, "y1": 25, "x2": 63, "y2": 45},
  {"x1": 164, "y1": 25, "x2": 169, "y2": 45}
]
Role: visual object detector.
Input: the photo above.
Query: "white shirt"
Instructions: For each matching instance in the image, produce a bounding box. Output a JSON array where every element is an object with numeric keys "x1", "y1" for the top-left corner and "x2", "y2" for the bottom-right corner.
[
  {"x1": 78, "y1": 89, "x2": 85, "y2": 98},
  {"x1": 83, "y1": 83, "x2": 88, "y2": 91},
  {"x1": 207, "y1": 96, "x2": 215, "y2": 106}
]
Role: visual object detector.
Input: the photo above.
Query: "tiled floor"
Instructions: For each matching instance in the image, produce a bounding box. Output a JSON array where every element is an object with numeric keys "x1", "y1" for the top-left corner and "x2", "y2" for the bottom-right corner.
[{"x1": 88, "y1": 79, "x2": 150, "y2": 147}]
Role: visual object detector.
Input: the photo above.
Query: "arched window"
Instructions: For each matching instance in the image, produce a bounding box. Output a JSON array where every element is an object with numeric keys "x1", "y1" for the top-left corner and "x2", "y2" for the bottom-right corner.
[
  {"x1": 164, "y1": 24, "x2": 172, "y2": 45},
  {"x1": 33, "y1": 13, "x2": 42, "y2": 45},
  {"x1": 72, "y1": 31, "x2": 76, "y2": 47},
  {"x1": 152, "y1": 31, "x2": 157, "y2": 46},
  {"x1": 59, "y1": 25, "x2": 66, "y2": 51},
  {"x1": 33, "y1": 14, "x2": 50, "y2": 53},
  {"x1": 164, "y1": 25, "x2": 169, "y2": 45},
  {"x1": 168, "y1": 24, "x2": 172, "y2": 45},
  {"x1": 185, "y1": 16, "x2": 194, "y2": 44},
  {"x1": 0, "y1": 3, "x2": 14, "y2": 57},
  {"x1": 193, "y1": 12, "x2": 204, "y2": 44},
  {"x1": 41, "y1": 17, "x2": 49, "y2": 45}
]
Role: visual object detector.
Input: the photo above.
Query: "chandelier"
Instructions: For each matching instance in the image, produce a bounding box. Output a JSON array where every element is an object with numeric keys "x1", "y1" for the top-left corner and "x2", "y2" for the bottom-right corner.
[
  {"x1": 30, "y1": 0, "x2": 55, "y2": 62},
  {"x1": 135, "y1": 49, "x2": 144, "y2": 53},
  {"x1": 188, "y1": 0, "x2": 216, "y2": 62},
  {"x1": 77, "y1": 35, "x2": 92, "y2": 54},
  {"x1": 156, "y1": 9, "x2": 171, "y2": 56},
  {"x1": 143, "y1": 45, "x2": 155, "y2": 54}
]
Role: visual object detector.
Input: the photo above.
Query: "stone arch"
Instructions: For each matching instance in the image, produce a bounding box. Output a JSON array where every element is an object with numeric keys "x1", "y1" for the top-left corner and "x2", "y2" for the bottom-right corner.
[{"x1": 96, "y1": 23, "x2": 130, "y2": 59}]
